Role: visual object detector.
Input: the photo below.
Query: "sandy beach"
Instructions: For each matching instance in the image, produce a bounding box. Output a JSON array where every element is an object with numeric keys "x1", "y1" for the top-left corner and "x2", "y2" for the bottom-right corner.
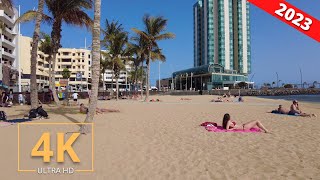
[{"x1": 0, "y1": 95, "x2": 320, "y2": 180}]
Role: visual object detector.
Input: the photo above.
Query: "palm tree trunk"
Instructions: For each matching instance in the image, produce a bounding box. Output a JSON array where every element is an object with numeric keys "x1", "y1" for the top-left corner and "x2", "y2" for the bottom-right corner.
[
  {"x1": 48, "y1": 57, "x2": 52, "y2": 89},
  {"x1": 64, "y1": 78, "x2": 69, "y2": 105},
  {"x1": 80, "y1": 0, "x2": 101, "y2": 134},
  {"x1": 144, "y1": 58, "x2": 150, "y2": 102},
  {"x1": 116, "y1": 77, "x2": 119, "y2": 101},
  {"x1": 134, "y1": 63, "x2": 138, "y2": 95},
  {"x1": 50, "y1": 19, "x2": 63, "y2": 106},
  {"x1": 103, "y1": 71, "x2": 105, "y2": 91},
  {"x1": 50, "y1": 58, "x2": 60, "y2": 105},
  {"x1": 111, "y1": 62, "x2": 114, "y2": 97},
  {"x1": 30, "y1": 0, "x2": 44, "y2": 109},
  {"x1": 140, "y1": 63, "x2": 144, "y2": 99}
]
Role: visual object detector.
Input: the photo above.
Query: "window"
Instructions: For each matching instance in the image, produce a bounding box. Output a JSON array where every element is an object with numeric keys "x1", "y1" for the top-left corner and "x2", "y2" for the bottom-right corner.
[
  {"x1": 88, "y1": 54, "x2": 91, "y2": 58},
  {"x1": 73, "y1": 53, "x2": 75, "y2": 56},
  {"x1": 73, "y1": 66, "x2": 75, "y2": 69},
  {"x1": 58, "y1": 66, "x2": 61, "y2": 69},
  {"x1": 82, "y1": 60, "x2": 84, "y2": 63}
]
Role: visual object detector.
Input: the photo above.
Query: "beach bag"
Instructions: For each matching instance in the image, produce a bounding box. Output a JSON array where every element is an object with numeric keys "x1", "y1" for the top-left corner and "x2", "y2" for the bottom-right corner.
[
  {"x1": 0, "y1": 111, "x2": 7, "y2": 121},
  {"x1": 37, "y1": 106, "x2": 48, "y2": 118},
  {"x1": 28, "y1": 109, "x2": 38, "y2": 118}
]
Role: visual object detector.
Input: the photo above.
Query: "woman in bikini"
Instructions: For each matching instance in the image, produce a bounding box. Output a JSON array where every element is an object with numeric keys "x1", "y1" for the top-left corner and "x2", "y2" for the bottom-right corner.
[{"x1": 222, "y1": 113, "x2": 270, "y2": 133}]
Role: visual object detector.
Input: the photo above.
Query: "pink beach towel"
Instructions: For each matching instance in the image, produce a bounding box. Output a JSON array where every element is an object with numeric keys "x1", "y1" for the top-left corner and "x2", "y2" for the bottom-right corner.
[
  {"x1": 0, "y1": 122, "x2": 13, "y2": 127},
  {"x1": 200, "y1": 122, "x2": 261, "y2": 133}
]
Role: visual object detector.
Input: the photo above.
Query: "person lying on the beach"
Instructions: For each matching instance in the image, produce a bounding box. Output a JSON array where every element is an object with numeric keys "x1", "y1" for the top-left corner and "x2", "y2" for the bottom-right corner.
[
  {"x1": 80, "y1": 103, "x2": 119, "y2": 114},
  {"x1": 150, "y1": 99, "x2": 161, "y2": 102},
  {"x1": 211, "y1": 97, "x2": 223, "y2": 102},
  {"x1": 288, "y1": 100, "x2": 316, "y2": 117},
  {"x1": 270, "y1": 105, "x2": 290, "y2": 114},
  {"x1": 211, "y1": 97, "x2": 231, "y2": 102},
  {"x1": 180, "y1": 98, "x2": 192, "y2": 100},
  {"x1": 238, "y1": 96, "x2": 244, "y2": 102},
  {"x1": 222, "y1": 113, "x2": 270, "y2": 133}
]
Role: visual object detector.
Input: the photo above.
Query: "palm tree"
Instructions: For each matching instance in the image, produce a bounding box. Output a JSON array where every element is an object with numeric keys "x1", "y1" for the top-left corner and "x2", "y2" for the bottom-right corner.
[
  {"x1": 62, "y1": 68, "x2": 71, "y2": 104},
  {"x1": 101, "y1": 20, "x2": 124, "y2": 96},
  {"x1": 132, "y1": 15, "x2": 175, "y2": 101},
  {"x1": 102, "y1": 20, "x2": 133, "y2": 100},
  {"x1": 30, "y1": 0, "x2": 45, "y2": 109},
  {"x1": 80, "y1": 0, "x2": 101, "y2": 134},
  {"x1": 38, "y1": 32, "x2": 53, "y2": 89},
  {"x1": 18, "y1": 0, "x2": 93, "y2": 106},
  {"x1": 100, "y1": 57, "x2": 108, "y2": 91},
  {"x1": 129, "y1": 35, "x2": 147, "y2": 97}
]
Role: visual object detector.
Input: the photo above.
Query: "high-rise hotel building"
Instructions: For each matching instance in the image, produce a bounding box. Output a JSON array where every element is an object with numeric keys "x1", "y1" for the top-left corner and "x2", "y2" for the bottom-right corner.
[
  {"x1": 193, "y1": 0, "x2": 251, "y2": 74},
  {"x1": 172, "y1": 0, "x2": 252, "y2": 90}
]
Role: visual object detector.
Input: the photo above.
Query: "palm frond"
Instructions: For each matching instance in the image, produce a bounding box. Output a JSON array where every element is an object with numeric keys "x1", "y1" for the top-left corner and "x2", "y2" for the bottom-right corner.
[
  {"x1": 63, "y1": 10, "x2": 93, "y2": 29},
  {"x1": 154, "y1": 32, "x2": 176, "y2": 41},
  {"x1": 15, "y1": 10, "x2": 53, "y2": 25}
]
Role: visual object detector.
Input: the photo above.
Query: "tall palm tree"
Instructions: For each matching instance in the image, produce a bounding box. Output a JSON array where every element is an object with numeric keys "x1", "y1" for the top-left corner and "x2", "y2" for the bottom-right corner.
[
  {"x1": 129, "y1": 35, "x2": 147, "y2": 96},
  {"x1": 29, "y1": 0, "x2": 45, "y2": 109},
  {"x1": 100, "y1": 57, "x2": 108, "y2": 91},
  {"x1": 80, "y1": 0, "x2": 101, "y2": 134},
  {"x1": 102, "y1": 20, "x2": 133, "y2": 100},
  {"x1": 38, "y1": 32, "x2": 53, "y2": 89},
  {"x1": 18, "y1": 0, "x2": 93, "y2": 106},
  {"x1": 101, "y1": 20, "x2": 124, "y2": 95},
  {"x1": 132, "y1": 15, "x2": 175, "y2": 101}
]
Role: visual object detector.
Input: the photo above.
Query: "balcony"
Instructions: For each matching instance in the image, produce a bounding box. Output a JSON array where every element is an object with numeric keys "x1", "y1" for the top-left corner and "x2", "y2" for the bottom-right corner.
[
  {"x1": 0, "y1": 10, "x2": 14, "y2": 25},
  {"x1": 1, "y1": 36, "x2": 15, "y2": 48},
  {"x1": 1, "y1": 49, "x2": 15, "y2": 60},
  {"x1": 4, "y1": 27, "x2": 17, "y2": 36}
]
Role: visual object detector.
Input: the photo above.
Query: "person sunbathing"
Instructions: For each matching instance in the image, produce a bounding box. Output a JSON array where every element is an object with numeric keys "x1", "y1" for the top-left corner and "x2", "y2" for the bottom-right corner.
[
  {"x1": 80, "y1": 103, "x2": 119, "y2": 114},
  {"x1": 288, "y1": 100, "x2": 316, "y2": 117},
  {"x1": 270, "y1": 105, "x2": 290, "y2": 114},
  {"x1": 211, "y1": 97, "x2": 223, "y2": 102},
  {"x1": 150, "y1": 99, "x2": 161, "y2": 102},
  {"x1": 222, "y1": 113, "x2": 270, "y2": 133}
]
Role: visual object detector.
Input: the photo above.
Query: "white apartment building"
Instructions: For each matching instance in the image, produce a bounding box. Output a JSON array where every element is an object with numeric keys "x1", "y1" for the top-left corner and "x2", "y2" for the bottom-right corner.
[
  {"x1": 102, "y1": 64, "x2": 132, "y2": 91},
  {"x1": 0, "y1": 3, "x2": 18, "y2": 87},
  {"x1": 100, "y1": 50, "x2": 133, "y2": 91},
  {"x1": 19, "y1": 36, "x2": 50, "y2": 91},
  {"x1": 55, "y1": 48, "x2": 92, "y2": 91},
  {"x1": 19, "y1": 36, "x2": 133, "y2": 92}
]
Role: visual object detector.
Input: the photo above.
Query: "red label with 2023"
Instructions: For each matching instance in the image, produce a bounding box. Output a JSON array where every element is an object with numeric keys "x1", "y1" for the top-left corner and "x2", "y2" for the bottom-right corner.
[{"x1": 247, "y1": 0, "x2": 320, "y2": 42}]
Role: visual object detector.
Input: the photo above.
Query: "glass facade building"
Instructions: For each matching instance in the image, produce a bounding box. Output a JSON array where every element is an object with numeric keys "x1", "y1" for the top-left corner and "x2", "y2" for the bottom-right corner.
[
  {"x1": 172, "y1": 0, "x2": 252, "y2": 90},
  {"x1": 193, "y1": 0, "x2": 251, "y2": 74}
]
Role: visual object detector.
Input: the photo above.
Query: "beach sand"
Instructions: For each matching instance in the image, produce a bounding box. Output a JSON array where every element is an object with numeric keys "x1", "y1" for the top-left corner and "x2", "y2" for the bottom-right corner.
[{"x1": 0, "y1": 95, "x2": 320, "y2": 180}]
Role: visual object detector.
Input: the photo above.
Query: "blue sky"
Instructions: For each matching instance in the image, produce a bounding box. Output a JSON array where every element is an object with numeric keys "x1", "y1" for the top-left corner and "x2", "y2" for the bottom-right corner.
[{"x1": 16, "y1": 0, "x2": 320, "y2": 86}]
